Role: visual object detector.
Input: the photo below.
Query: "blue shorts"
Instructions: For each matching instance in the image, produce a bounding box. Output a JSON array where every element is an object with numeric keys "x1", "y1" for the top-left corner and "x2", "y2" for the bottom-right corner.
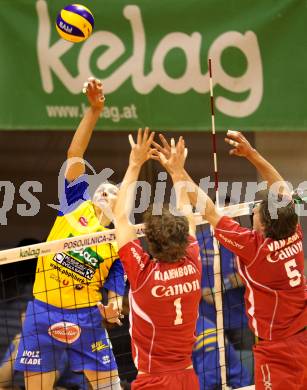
[{"x1": 14, "y1": 299, "x2": 117, "y2": 373}]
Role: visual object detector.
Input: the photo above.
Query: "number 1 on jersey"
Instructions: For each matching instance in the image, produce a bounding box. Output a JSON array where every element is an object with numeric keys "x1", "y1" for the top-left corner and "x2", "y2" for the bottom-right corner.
[{"x1": 174, "y1": 297, "x2": 183, "y2": 325}]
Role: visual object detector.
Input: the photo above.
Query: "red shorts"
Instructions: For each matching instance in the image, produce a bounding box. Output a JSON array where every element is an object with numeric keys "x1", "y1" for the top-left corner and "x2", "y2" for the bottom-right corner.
[
  {"x1": 131, "y1": 368, "x2": 199, "y2": 390},
  {"x1": 253, "y1": 328, "x2": 307, "y2": 390}
]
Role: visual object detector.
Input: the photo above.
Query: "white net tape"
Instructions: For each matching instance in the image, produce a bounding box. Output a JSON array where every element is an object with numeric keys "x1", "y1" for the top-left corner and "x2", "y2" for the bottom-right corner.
[
  {"x1": 0, "y1": 200, "x2": 258, "y2": 389},
  {"x1": 0, "y1": 201, "x2": 258, "y2": 265}
]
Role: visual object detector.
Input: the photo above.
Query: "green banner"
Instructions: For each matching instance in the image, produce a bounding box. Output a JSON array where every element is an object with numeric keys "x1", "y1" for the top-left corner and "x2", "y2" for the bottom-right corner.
[{"x1": 0, "y1": 0, "x2": 306, "y2": 131}]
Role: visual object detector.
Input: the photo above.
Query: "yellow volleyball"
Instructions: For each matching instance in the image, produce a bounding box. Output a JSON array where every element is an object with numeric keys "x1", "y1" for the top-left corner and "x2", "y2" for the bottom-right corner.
[{"x1": 56, "y1": 4, "x2": 94, "y2": 43}]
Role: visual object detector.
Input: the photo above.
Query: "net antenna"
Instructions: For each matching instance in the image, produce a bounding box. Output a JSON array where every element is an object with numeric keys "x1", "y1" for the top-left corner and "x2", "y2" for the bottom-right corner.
[{"x1": 208, "y1": 58, "x2": 227, "y2": 389}]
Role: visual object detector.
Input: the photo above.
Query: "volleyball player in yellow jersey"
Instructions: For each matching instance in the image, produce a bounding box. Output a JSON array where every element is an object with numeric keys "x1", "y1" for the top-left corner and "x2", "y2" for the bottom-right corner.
[{"x1": 15, "y1": 78, "x2": 124, "y2": 390}]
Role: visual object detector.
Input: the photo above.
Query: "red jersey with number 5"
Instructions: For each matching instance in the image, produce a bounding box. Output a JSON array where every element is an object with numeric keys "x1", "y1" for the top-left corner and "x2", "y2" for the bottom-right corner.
[
  {"x1": 215, "y1": 216, "x2": 307, "y2": 340},
  {"x1": 118, "y1": 236, "x2": 201, "y2": 374}
]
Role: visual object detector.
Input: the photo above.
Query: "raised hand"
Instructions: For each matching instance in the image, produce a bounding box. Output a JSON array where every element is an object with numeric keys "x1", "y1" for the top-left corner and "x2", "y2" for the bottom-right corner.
[
  {"x1": 152, "y1": 135, "x2": 188, "y2": 175},
  {"x1": 152, "y1": 133, "x2": 172, "y2": 161},
  {"x1": 225, "y1": 130, "x2": 255, "y2": 158},
  {"x1": 128, "y1": 127, "x2": 156, "y2": 166},
  {"x1": 83, "y1": 77, "x2": 105, "y2": 111}
]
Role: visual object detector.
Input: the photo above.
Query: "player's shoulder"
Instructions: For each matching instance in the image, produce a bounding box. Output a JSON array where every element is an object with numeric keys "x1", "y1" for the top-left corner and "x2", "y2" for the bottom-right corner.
[
  {"x1": 57, "y1": 198, "x2": 92, "y2": 221},
  {"x1": 119, "y1": 238, "x2": 145, "y2": 254},
  {"x1": 215, "y1": 215, "x2": 242, "y2": 230},
  {"x1": 296, "y1": 223, "x2": 303, "y2": 237},
  {"x1": 53, "y1": 202, "x2": 94, "y2": 237},
  {"x1": 185, "y1": 235, "x2": 200, "y2": 256},
  {"x1": 187, "y1": 235, "x2": 199, "y2": 247}
]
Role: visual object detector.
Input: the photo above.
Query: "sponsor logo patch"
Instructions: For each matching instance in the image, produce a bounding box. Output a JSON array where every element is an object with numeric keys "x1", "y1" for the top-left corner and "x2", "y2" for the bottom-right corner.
[
  {"x1": 48, "y1": 321, "x2": 81, "y2": 344},
  {"x1": 20, "y1": 248, "x2": 40, "y2": 258},
  {"x1": 102, "y1": 356, "x2": 111, "y2": 365},
  {"x1": 53, "y1": 252, "x2": 95, "y2": 280},
  {"x1": 79, "y1": 216, "x2": 88, "y2": 226},
  {"x1": 92, "y1": 340, "x2": 109, "y2": 352},
  {"x1": 19, "y1": 350, "x2": 41, "y2": 365},
  {"x1": 131, "y1": 247, "x2": 145, "y2": 270}
]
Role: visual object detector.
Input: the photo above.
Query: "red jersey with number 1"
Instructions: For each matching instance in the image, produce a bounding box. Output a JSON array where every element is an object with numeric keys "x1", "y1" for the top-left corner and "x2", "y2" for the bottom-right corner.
[
  {"x1": 215, "y1": 216, "x2": 307, "y2": 341},
  {"x1": 118, "y1": 237, "x2": 201, "y2": 374}
]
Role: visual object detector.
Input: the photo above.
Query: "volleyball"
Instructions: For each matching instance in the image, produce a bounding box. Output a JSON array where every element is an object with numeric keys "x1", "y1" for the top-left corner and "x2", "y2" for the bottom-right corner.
[{"x1": 56, "y1": 4, "x2": 94, "y2": 43}]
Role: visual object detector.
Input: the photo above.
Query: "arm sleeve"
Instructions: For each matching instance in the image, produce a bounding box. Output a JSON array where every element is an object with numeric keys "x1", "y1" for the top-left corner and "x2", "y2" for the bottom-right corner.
[
  {"x1": 185, "y1": 236, "x2": 201, "y2": 264},
  {"x1": 58, "y1": 174, "x2": 90, "y2": 216},
  {"x1": 214, "y1": 216, "x2": 264, "y2": 265},
  {"x1": 103, "y1": 258, "x2": 125, "y2": 296},
  {"x1": 118, "y1": 240, "x2": 151, "y2": 290}
]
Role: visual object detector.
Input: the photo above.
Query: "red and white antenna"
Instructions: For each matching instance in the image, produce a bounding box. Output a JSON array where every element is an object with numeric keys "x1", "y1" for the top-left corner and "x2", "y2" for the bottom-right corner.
[
  {"x1": 208, "y1": 57, "x2": 227, "y2": 389},
  {"x1": 208, "y1": 58, "x2": 220, "y2": 208}
]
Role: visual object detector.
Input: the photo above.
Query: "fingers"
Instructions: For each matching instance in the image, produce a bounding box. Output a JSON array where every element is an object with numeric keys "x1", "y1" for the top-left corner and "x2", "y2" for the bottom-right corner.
[
  {"x1": 229, "y1": 148, "x2": 239, "y2": 156},
  {"x1": 171, "y1": 138, "x2": 176, "y2": 154},
  {"x1": 160, "y1": 136, "x2": 186, "y2": 158},
  {"x1": 227, "y1": 129, "x2": 238, "y2": 136},
  {"x1": 150, "y1": 149, "x2": 168, "y2": 165},
  {"x1": 159, "y1": 134, "x2": 171, "y2": 151},
  {"x1": 97, "y1": 302, "x2": 106, "y2": 317},
  {"x1": 226, "y1": 130, "x2": 240, "y2": 141},
  {"x1": 82, "y1": 77, "x2": 104, "y2": 98},
  {"x1": 137, "y1": 128, "x2": 142, "y2": 145},
  {"x1": 226, "y1": 129, "x2": 242, "y2": 141},
  {"x1": 151, "y1": 140, "x2": 164, "y2": 152},
  {"x1": 82, "y1": 81, "x2": 89, "y2": 94},
  {"x1": 148, "y1": 148, "x2": 158, "y2": 160},
  {"x1": 97, "y1": 302, "x2": 122, "y2": 325},
  {"x1": 150, "y1": 149, "x2": 161, "y2": 158},
  {"x1": 128, "y1": 134, "x2": 136, "y2": 149},
  {"x1": 146, "y1": 130, "x2": 155, "y2": 146},
  {"x1": 225, "y1": 138, "x2": 239, "y2": 148},
  {"x1": 143, "y1": 127, "x2": 150, "y2": 144},
  {"x1": 130, "y1": 128, "x2": 154, "y2": 148},
  {"x1": 159, "y1": 152, "x2": 168, "y2": 164},
  {"x1": 177, "y1": 136, "x2": 185, "y2": 154},
  {"x1": 140, "y1": 127, "x2": 155, "y2": 146}
]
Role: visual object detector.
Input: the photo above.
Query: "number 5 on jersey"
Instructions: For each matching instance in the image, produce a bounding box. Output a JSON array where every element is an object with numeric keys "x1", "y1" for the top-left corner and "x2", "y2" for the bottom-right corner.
[{"x1": 284, "y1": 259, "x2": 302, "y2": 287}]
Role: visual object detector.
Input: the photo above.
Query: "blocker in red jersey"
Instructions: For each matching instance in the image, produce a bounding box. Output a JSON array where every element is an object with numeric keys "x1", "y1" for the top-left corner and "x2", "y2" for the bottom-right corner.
[
  {"x1": 111, "y1": 130, "x2": 201, "y2": 390},
  {"x1": 154, "y1": 130, "x2": 307, "y2": 390}
]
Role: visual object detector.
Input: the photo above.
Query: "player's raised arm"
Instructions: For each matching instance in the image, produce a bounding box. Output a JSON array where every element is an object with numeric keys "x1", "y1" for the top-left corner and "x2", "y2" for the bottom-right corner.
[
  {"x1": 114, "y1": 128, "x2": 155, "y2": 249},
  {"x1": 65, "y1": 77, "x2": 105, "y2": 182},
  {"x1": 152, "y1": 136, "x2": 196, "y2": 236},
  {"x1": 152, "y1": 134, "x2": 222, "y2": 228},
  {"x1": 225, "y1": 130, "x2": 291, "y2": 196}
]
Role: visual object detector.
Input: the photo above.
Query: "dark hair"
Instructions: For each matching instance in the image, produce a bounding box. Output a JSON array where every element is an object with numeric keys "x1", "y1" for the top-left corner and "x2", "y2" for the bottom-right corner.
[
  {"x1": 259, "y1": 193, "x2": 298, "y2": 240},
  {"x1": 143, "y1": 205, "x2": 189, "y2": 263}
]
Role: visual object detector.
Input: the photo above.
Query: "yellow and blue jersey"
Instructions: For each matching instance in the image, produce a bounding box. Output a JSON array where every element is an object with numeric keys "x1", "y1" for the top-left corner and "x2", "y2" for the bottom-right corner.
[
  {"x1": 192, "y1": 316, "x2": 251, "y2": 390},
  {"x1": 33, "y1": 175, "x2": 124, "y2": 309}
]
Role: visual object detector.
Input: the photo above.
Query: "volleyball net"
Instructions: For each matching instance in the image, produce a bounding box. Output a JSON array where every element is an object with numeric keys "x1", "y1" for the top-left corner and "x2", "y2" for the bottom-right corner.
[{"x1": 0, "y1": 201, "x2": 257, "y2": 390}]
